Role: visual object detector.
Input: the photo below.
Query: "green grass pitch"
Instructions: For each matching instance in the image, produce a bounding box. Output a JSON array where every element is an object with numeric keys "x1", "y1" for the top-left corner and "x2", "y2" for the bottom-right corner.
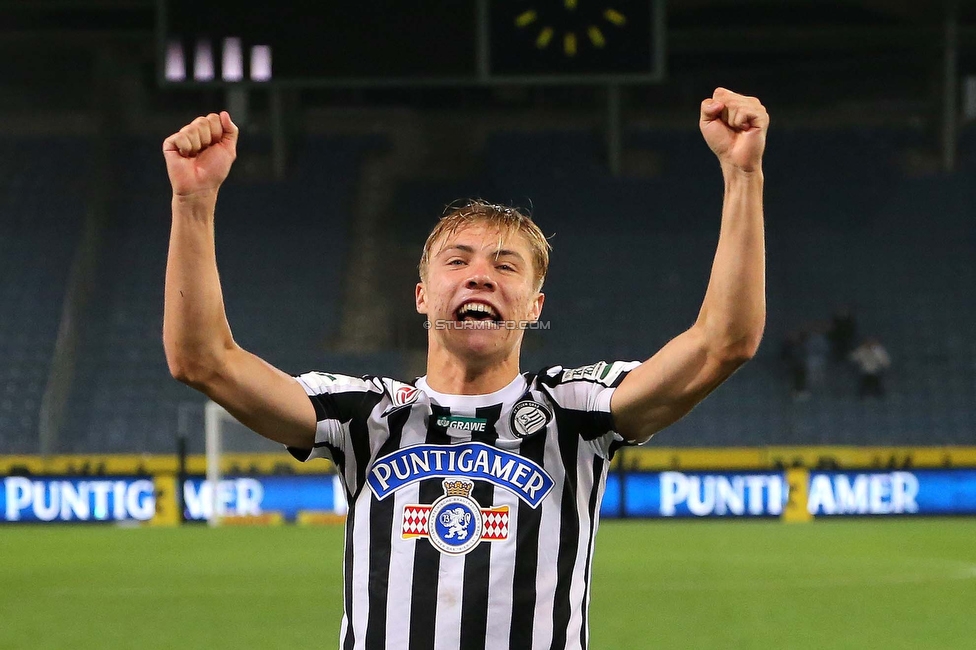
[{"x1": 3, "y1": 519, "x2": 975, "y2": 649}]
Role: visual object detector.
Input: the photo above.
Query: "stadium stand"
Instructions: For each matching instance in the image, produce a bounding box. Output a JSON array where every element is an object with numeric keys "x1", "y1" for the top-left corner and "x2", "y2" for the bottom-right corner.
[
  {"x1": 58, "y1": 136, "x2": 385, "y2": 453},
  {"x1": 2, "y1": 123, "x2": 972, "y2": 453},
  {"x1": 0, "y1": 138, "x2": 89, "y2": 453},
  {"x1": 388, "y1": 124, "x2": 975, "y2": 446}
]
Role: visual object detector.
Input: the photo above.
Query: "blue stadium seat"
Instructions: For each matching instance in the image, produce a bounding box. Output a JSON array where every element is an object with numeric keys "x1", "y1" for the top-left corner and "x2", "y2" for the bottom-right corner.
[
  {"x1": 0, "y1": 137, "x2": 88, "y2": 453},
  {"x1": 59, "y1": 135, "x2": 395, "y2": 452},
  {"x1": 391, "y1": 125, "x2": 976, "y2": 446},
  {"x1": 4, "y1": 125, "x2": 973, "y2": 452}
]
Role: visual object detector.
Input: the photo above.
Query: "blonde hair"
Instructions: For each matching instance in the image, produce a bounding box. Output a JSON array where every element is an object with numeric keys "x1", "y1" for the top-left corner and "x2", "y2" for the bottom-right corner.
[{"x1": 419, "y1": 200, "x2": 551, "y2": 291}]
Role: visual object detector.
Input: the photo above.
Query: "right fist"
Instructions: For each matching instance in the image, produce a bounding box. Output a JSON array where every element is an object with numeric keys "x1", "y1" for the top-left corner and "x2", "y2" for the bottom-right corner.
[{"x1": 163, "y1": 111, "x2": 239, "y2": 197}]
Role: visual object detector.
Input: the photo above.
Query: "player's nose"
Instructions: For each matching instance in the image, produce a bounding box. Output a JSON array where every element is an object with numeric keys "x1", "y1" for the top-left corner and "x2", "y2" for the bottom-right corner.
[
  {"x1": 465, "y1": 273, "x2": 495, "y2": 291},
  {"x1": 464, "y1": 257, "x2": 496, "y2": 290}
]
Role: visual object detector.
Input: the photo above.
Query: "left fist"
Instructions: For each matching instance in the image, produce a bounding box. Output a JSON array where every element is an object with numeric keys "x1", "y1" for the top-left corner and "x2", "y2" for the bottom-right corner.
[{"x1": 699, "y1": 88, "x2": 769, "y2": 173}]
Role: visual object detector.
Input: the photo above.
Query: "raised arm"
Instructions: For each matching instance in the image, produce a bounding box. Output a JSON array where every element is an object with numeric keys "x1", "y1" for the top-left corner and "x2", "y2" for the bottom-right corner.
[
  {"x1": 611, "y1": 88, "x2": 768, "y2": 443},
  {"x1": 162, "y1": 112, "x2": 316, "y2": 449}
]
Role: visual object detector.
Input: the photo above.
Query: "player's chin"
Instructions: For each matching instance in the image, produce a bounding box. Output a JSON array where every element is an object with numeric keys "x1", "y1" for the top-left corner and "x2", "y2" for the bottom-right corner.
[
  {"x1": 452, "y1": 325, "x2": 504, "y2": 342},
  {"x1": 448, "y1": 326, "x2": 509, "y2": 353}
]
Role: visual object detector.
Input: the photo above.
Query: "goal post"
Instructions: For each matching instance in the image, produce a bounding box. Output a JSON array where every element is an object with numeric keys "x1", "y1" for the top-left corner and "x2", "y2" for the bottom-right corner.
[
  {"x1": 200, "y1": 399, "x2": 348, "y2": 527},
  {"x1": 203, "y1": 400, "x2": 296, "y2": 527},
  {"x1": 204, "y1": 400, "x2": 223, "y2": 527}
]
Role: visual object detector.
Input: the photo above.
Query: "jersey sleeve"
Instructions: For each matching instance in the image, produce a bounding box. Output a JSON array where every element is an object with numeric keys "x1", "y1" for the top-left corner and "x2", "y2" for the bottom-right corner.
[
  {"x1": 287, "y1": 371, "x2": 385, "y2": 468},
  {"x1": 538, "y1": 360, "x2": 642, "y2": 459}
]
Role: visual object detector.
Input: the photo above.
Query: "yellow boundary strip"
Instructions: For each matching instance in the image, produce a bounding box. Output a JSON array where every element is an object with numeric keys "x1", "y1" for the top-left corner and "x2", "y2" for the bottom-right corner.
[
  {"x1": 297, "y1": 511, "x2": 347, "y2": 526},
  {"x1": 0, "y1": 453, "x2": 332, "y2": 475},
  {"x1": 219, "y1": 513, "x2": 285, "y2": 526},
  {"x1": 2, "y1": 447, "x2": 975, "y2": 475}
]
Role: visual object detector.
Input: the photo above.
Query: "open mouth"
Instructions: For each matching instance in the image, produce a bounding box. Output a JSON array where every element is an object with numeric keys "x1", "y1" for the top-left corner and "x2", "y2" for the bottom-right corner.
[{"x1": 454, "y1": 301, "x2": 502, "y2": 327}]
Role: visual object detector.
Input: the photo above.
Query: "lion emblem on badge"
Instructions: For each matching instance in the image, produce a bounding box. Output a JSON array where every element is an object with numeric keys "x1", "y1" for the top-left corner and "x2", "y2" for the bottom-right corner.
[
  {"x1": 426, "y1": 479, "x2": 483, "y2": 555},
  {"x1": 401, "y1": 475, "x2": 511, "y2": 555},
  {"x1": 439, "y1": 507, "x2": 472, "y2": 540}
]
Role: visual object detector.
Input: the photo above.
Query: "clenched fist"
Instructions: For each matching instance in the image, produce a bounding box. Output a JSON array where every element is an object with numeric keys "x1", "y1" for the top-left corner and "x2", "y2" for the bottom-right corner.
[
  {"x1": 699, "y1": 88, "x2": 768, "y2": 173},
  {"x1": 163, "y1": 111, "x2": 239, "y2": 197}
]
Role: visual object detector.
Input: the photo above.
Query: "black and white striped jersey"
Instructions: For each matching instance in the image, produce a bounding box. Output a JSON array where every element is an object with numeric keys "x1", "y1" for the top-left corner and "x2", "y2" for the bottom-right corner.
[{"x1": 289, "y1": 361, "x2": 640, "y2": 650}]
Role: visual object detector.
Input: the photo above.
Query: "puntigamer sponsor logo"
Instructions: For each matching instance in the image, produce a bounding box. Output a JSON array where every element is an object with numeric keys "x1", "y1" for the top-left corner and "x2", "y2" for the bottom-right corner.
[
  {"x1": 3, "y1": 477, "x2": 156, "y2": 522},
  {"x1": 367, "y1": 442, "x2": 554, "y2": 508},
  {"x1": 659, "y1": 472, "x2": 784, "y2": 517},
  {"x1": 808, "y1": 472, "x2": 919, "y2": 516}
]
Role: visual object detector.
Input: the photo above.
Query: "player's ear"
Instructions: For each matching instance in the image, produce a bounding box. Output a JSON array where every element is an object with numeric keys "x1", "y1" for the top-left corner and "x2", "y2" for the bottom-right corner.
[
  {"x1": 416, "y1": 282, "x2": 427, "y2": 315},
  {"x1": 528, "y1": 292, "x2": 544, "y2": 322}
]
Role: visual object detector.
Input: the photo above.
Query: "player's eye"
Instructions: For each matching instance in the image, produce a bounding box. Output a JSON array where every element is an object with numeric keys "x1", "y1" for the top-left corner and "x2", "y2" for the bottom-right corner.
[
  {"x1": 497, "y1": 264, "x2": 515, "y2": 272},
  {"x1": 447, "y1": 259, "x2": 466, "y2": 266}
]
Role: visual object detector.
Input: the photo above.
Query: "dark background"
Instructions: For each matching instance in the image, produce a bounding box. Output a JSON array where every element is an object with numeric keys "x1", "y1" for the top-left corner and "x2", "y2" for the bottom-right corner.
[{"x1": 0, "y1": 0, "x2": 973, "y2": 454}]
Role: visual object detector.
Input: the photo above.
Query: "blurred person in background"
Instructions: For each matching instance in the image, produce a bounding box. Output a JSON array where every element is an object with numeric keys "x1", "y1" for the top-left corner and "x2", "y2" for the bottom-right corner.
[
  {"x1": 781, "y1": 329, "x2": 809, "y2": 400},
  {"x1": 804, "y1": 321, "x2": 830, "y2": 392},
  {"x1": 828, "y1": 306, "x2": 858, "y2": 362},
  {"x1": 850, "y1": 337, "x2": 891, "y2": 399}
]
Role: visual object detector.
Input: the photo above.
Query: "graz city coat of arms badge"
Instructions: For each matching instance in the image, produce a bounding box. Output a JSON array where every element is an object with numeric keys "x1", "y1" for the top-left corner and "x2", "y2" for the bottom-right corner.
[{"x1": 401, "y1": 479, "x2": 510, "y2": 556}]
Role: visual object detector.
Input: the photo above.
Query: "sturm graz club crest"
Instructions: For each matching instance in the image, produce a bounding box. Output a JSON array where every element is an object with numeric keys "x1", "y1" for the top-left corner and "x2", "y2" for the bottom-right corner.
[
  {"x1": 510, "y1": 400, "x2": 553, "y2": 438},
  {"x1": 401, "y1": 479, "x2": 510, "y2": 556}
]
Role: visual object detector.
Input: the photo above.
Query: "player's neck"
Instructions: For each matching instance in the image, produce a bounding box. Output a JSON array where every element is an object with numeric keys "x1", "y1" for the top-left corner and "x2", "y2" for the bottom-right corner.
[{"x1": 423, "y1": 349, "x2": 521, "y2": 396}]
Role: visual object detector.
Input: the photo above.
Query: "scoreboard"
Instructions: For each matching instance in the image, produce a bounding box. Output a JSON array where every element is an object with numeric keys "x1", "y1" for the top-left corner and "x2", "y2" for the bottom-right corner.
[
  {"x1": 490, "y1": 0, "x2": 658, "y2": 77},
  {"x1": 158, "y1": 0, "x2": 665, "y2": 86}
]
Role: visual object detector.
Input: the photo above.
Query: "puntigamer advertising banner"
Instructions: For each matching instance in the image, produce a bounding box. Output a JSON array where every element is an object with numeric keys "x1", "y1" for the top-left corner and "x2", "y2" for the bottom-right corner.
[
  {"x1": 3, "y1": 476, "x2": 157, "y2": 523},
  {"x1": 600, "y1": 469, "x2": 976, "y2": 518},
  {"x1": 3, "y1": 469, "x2": 976, "y2": 523},
  {"x1": 1, "y1": 475, "x2": 345, "y2": 523}
]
